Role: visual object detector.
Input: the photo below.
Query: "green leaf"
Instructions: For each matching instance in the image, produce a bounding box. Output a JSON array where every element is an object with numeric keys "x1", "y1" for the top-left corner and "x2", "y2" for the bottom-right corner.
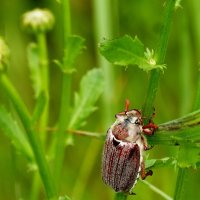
[
  {"x1": 177, "y1": 146, "x2": 200, "y2": 168},
  {"x1": 62, "y1": 35, "x2": 85, "y2": 73},
  {"x1": 0, "y1": 106, "x2": 33, "y2": 160},
  {"x1": 27, "y1": 43, "x2": 42, "y2": 98},
  {"x1": 68, "y1": 68, "x2": 104, "y2": 129},
  {"x1": 146, "y1": 157, "x2": 177, "y2": 169},
  {"x1": 99, "y1": 35, "x2": 165, "y2": 72}
]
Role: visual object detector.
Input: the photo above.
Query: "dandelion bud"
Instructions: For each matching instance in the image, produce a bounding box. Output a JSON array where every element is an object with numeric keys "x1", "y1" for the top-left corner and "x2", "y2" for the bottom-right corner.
[
  {"x1": 22, "y1": 8, "x2": 55, "y2": 33},
  {"x1": 0, "y1": 37, "x2": 10, "y2": 71}
]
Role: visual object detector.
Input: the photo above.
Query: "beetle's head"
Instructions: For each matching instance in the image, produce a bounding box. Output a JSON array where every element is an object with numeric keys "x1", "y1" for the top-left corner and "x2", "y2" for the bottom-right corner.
[
  {"x1": 112, "y1": 100, "x2": 143, "y2": 142},
  {"x1": 115, "y1": 100, "x2": 143, "y2": 125}
]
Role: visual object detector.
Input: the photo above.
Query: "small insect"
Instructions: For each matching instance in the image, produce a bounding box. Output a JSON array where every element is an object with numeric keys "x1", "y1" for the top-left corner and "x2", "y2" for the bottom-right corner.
[{"x1": 102, "y1": 100, "x2": 158, "y2": 193}]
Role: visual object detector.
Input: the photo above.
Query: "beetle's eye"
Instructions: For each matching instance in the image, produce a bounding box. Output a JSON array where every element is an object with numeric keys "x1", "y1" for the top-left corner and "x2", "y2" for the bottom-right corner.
[
  {"x1": 135, "y1": 118, "x2": 140, "y2": 125},
  {"x1": 125, "y1": 118, "x2": 130, "y2": 123}
]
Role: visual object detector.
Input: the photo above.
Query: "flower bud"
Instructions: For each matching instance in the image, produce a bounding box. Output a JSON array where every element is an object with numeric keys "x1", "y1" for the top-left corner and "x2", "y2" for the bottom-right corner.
[
  {"x1": 22, "y1": 8, "x2": 55, "y2": 33},
  {"x1": 0, "y1": 37, "x2": 10, "y2": 71}
]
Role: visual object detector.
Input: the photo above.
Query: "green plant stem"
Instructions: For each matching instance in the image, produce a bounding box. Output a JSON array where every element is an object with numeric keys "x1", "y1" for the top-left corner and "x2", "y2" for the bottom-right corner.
[
  {"x1": 70, "y1": 1, "x2": 115, "y2": 199},
  {"x1": 174, "y1": 168, "x2": 186, "y2": 200},
  {"x1": 174, "y1": 1, "x2": 200, "y2": 199},
  {"x1": 114, "y1": 193, "x2": 127, "y2": 200},
  {"x1": 30, "y1": 31, "x2": 50, "y2": 200},
  {"x1": 193, "y1": 0, "x2": 200, "y2": 110},
  {"x1": 179, "y1": 14, "x2": 192, "y2": 115},
  {"x1": 143, "y1": 0, "x2": 176, "y2": 121},
  {"x1": 53, "y1": 76, "x2": 71, "y2": 184},
  {"x1": 36, "y1": 32, "x2": 49, "y2": 144},
  {"x1": 141, "y1": 180, "x2": 173, "y2": 200},
  {"x1": 93, "y1": 0, "x2": 114, "y2": 127},
  {"x1": 53, "y1": 0, "x2": 72, "y2": 189},
  {"x1": 71, "y1": 140, "x2": 102, "y2": 200},
  {"x1": 30, "y1": 173, "x2": 41, "y2": 200},
  {"x1": 48, "y1": 106, "x2": 200, "y2": 145},
  {"x1": 0, "y1": 74, "x2": 56, "y2": 199}
]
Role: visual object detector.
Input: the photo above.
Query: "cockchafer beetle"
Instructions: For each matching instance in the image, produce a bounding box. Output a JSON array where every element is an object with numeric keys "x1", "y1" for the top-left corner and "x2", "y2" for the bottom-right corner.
[{"x1": 102, "y1": 100, "x2": 158, "y2": 193}]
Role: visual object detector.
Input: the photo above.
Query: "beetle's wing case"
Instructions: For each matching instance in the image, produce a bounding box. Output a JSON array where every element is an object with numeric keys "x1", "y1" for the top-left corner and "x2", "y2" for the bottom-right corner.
[{"x1": 102, "y1": 129, "x2": 141, "y2": 193}]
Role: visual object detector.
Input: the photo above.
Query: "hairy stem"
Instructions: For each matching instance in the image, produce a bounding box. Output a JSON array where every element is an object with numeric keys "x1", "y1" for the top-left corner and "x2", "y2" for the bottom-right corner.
[
  {"x1": 47, "y1": 106, "x2": 200, "y2": 145},
  {"x1": 143, "y1": 0, "x2": 176, "y2": 121}
]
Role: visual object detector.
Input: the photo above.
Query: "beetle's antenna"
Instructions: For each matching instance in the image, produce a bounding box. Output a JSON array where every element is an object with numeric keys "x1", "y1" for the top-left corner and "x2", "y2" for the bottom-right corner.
[{"x1": 125, "y1": 99, "x2": 130, "y2": 112}]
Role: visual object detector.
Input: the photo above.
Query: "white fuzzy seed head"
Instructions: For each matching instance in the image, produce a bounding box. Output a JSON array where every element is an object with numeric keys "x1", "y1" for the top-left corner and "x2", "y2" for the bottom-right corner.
[{"x1": 22, "y1": 8, "x2": 55, "y2": 33}]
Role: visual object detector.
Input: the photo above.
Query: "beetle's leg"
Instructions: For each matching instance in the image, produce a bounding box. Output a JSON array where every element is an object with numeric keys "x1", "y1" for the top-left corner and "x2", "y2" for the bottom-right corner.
[
  {"x1": 143, "y1": 123, "x2": 158, "y2": 136},
  {"x1": 143, "y1": 123, "x2": 158, "y2": 129},
  {"x1": 141, "y1": 135, "x2": 148, "y2": 151},
  {"x1": 142, "y1": 107, "x2": 158, "y2": 135},
  {"x1": 141, "y1": 136, "x2": 153, "y2": 151},
  {"x1": 128, "y1": 191, "x2": 136, "y2": 195},
  {"x1": 141, "y1": 160, "x2": 153, "y2": 180}
]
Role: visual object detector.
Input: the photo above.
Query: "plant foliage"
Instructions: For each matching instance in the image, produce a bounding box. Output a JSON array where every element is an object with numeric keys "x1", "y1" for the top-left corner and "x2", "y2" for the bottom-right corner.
[{"x1": 99, "y1": 35, "x2": 165, "y2": 72}]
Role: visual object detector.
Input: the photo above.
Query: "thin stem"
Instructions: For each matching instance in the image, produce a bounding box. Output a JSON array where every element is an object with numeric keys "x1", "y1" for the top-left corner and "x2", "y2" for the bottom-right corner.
[
  {"x1": 174, "y1": 168, "x2": 186, "y2": 200},
  {"x1": 63, "y1": 0, "x2": 71, "y2": 45},
  {"x1": 174, "y1": 1, "x2": 200, "y2": 199},
  {"x1": 68, "y1": 129, "x2": 103, "y2": 139},
  {"x1": 0, "y1": 74, "x2": 56, "y2": 199},
  {"x1": 179, "y1": 14, "x2": 192, "y2": 115},
  {"x1": 30, "y1": 30, "x2": 50, "y2": 200},
  {"x1": 71, "y1": 140, "x2": 102, "y2": 199},
  {"x1": 30, "y1": 173, "x2": 40, "y2": 200},
  {"x1": 192, "y1": 0, "x2": 200, "y2": 110},
  {"x1": 46, "y1": 106, "x2": 200, "y2": 145},
  {"x1": 70, "y1": 0, "x2": 115, "y2": 198},
  {"x1": 93, "y1": 0, "x2": 114, "y2": 127},
  {"x1": 36, "y1": 32, "x2": 49, "y2": 144},
  {"x1": 141, "y1": 180, "x2": 173, "y2": 200},
  {"x1": 114, "y1": 193, "x2": 127, "y2": 200},
  {"x1": 53, "y1": 0, "x2": 72, "y2": 189},
  {"x1": 53, "y1": 76, "x2": 71, "y2": 184},
  {"x1": 143, "y1": 0, "x2": 176, "y2": 122}
]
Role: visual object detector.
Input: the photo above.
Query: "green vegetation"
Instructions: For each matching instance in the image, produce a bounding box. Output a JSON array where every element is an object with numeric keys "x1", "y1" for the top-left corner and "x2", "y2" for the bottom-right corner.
[{"x1": 0, "y1": 0, "x2": 199, "y2": 199}]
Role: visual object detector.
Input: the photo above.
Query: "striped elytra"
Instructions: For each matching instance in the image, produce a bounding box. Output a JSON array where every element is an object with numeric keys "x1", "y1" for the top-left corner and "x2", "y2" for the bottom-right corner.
[{"x1": 102, "y1": 129, "x2": 141, "y2": 192}]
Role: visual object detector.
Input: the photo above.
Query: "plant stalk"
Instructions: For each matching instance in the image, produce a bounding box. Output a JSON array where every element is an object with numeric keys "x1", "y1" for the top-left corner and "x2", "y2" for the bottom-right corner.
[
  {"x1": 30, "y1": 29, "x2": 50, "y2": 200},
  {"x1": 114, "y1": 193, "x2": 127, "y2": 200},
  {"x1": 143, "y1": 0, "x2": 176, "y2": 121},
  {"x1": 141, "y1": 180, "x2": 173, "y2": 200},
  {"x1": 46, "y1": 105, "x2": 200, "y2": 146},
  {"x1": 174, "y1": 1, "x2": 200, "y2": 199},
  {"x1": 93, "y1": 0, "x2": 114, "y2": 127},
  {"x1": 174, "y1": 168, "x2": 186, "y2": 200},
  {"x1": 53, "y1": 0, "x2": 72, "y2": 189},
  {"x1": 71, "y1": 140, "x2": 102, "y2": 200},
  {"x1": 0, "y1": 74, "x2": 56, "y2": 199},
  {"x1": 36, "y1": 32, "x2": 49, "y2": 144}
]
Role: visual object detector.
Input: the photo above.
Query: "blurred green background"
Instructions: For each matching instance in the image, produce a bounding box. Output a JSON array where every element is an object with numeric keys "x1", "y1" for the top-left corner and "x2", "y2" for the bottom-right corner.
[{"x1": 0, "y1": 0, "x2": 200, "y2": 199}]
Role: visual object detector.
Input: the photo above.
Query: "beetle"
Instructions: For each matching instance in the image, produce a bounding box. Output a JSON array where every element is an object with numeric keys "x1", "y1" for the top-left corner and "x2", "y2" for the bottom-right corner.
[{"x1": 102, "y1": 100, "x2": 157, "y2": 193}]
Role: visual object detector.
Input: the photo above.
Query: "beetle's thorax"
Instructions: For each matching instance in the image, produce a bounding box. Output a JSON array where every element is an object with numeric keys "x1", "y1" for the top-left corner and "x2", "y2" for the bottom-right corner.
[{"x1": 111, "y1": 109, "x2": 143, "y2": 143}]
